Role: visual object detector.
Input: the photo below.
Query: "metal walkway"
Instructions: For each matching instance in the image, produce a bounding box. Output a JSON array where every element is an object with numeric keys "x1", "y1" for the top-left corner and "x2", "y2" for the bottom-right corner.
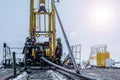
[{"x1": 29, "y1": 70, "x2": 67, "y2": 80}]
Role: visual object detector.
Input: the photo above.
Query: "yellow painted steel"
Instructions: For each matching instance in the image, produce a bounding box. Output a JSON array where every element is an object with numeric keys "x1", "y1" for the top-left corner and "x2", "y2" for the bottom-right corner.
[
  {"x1": 48, "y1": 14, "x2": 52, "y2": 57},
  {"x1": 29, "y1": 0, "x2": 34, "y2": 39},
  {"x1": 45, "y1": 49, "x2": 50, "y2": 56},
  {"x1": 33, "y1": 14, "x2": 36, "y2": 38},
  {"x1": 96, "y1": 52, "x2": 110, "y2": 67},
  {"x1": 29, "y1": 0, "x2": 57, "y2": 59},
  {"x1": 51, "y1": 2, "x2": 56, "y2": 58},
  {"x1": 32, "y1": 49, "x2": 35, "y2": 58}
]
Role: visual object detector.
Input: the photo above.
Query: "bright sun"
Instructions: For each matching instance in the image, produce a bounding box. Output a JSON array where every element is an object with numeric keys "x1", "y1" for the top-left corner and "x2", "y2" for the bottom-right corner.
[
  {"x1": 86, "y1": 1, "x2": 117, "y2": 32},
  {"x1": 91, "y1": 7, "x2": 115, "y2": 32},
  {"x1": 93, "y1": 7, "x2": 114, "y2": 25}
]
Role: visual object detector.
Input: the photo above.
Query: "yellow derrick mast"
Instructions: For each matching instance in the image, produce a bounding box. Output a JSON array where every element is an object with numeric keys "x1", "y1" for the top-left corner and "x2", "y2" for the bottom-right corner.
[{"x1": 29, "y1": 0, "x2": 56, "y2": 59}]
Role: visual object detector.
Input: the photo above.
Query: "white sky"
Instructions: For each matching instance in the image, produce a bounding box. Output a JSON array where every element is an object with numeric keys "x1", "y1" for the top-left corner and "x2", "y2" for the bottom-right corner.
[{"x1": 0, "y1": 0, "x2": 120, "y2": 61}]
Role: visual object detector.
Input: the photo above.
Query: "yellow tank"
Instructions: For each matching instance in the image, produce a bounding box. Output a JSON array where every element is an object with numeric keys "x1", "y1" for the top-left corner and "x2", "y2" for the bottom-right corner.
[
  {"x1": 97, "y1": 52, "x2": 110, "y2": 67},
  {"x1": 89, "y1": 44, "x2": 110, "y2": 67}
]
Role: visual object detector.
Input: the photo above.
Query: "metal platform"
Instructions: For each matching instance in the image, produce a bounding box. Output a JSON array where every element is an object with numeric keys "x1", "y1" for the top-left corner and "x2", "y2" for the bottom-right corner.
[{"x1": 29, "y1": 70, "x2": 67, "y2": 80}]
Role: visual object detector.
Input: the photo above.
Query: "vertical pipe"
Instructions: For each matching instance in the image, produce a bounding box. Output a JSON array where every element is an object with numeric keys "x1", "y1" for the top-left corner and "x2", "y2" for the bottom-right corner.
[
  {"x1": 39, "y1": 13, "x2": 41, "y2": 31},
  {"x1": 48, "y1": 14, "x2": 52, "y2": 57},
  {"x1": 39, "y1": 0, "x2": 41, "y2": 31},
  {"x1": 51, "y1": 1, "x2": 56, "y2": 58},
  {"x1": 29, "y1": 0, "x2": 34, "y2": 39},
  {"x1": 44, "y1": 14, "x2": 46, "y2": 31},
  {"x1": 80, "y1": 45, "x2": 81, "y2": 65},
  {"x1": 3, "y1": 43, "x2": 7, "y2": 67},
  {"x1": 33, "y1": 14, "x2": 36, "y2": 41},
  {"x1": 51, "y1": 0, "x2": 80, "y2": 73},
  {"x1": 44, "y1": 1, "x2": 46, "y2": 31},
  {"x1": 13, "y1": 52, "x2": 16, "y2": 77},
  {"x1": 5, "y1": 47, "x2": 7, "y2": 67},
  {"x1": 48, "y1": 14, "x2": 51, "y2": 32}
]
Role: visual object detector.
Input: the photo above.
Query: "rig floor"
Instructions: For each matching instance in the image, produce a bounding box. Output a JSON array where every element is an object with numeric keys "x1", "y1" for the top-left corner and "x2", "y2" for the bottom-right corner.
[{"x1": 1, "y1": 67, "x2": 120, "y2": 80}]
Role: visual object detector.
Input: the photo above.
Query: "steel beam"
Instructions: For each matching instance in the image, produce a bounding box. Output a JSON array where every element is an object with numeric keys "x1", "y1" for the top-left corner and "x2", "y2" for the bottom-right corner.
[{"x1": 51, "y1": 0, "x2": 79, "y2": 73}]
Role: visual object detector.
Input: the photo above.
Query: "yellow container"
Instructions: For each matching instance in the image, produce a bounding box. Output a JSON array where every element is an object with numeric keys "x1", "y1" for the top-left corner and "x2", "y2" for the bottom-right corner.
[{"x1": 96, "y1": 52, "x2": 110, "y2": 67}]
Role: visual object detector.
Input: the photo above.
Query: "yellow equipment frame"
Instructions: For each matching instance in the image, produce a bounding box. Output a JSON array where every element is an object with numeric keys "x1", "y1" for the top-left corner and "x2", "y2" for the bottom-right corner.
[{"x1": 29, "y1": 0, "x2": 56, "y2": 59}]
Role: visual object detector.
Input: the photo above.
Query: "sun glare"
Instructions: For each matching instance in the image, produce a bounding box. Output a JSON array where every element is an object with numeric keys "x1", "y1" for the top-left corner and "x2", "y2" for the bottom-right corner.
[
  {"x1": 85, "y1": 0, "x2": 117, "y2": 32},
  {"x1": 91, "y1": 7, "x2": 115, "y2": 32},
  {"x1": 93, "y1": 7, "x2": 114, "y2": 26}
]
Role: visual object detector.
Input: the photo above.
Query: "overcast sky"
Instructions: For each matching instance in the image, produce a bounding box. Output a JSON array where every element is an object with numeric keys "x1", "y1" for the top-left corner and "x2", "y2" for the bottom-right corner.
[{"x1": 0, "y1": 0, "x2": 120, "y2": 61}]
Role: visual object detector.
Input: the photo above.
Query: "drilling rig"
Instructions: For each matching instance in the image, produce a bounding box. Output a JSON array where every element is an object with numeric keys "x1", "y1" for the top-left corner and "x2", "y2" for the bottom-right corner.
[
  {"x1": 22, "y1": 0, "x2": 79, "y2": 74},
  {"x1": 0, "y1": 0, "x2": 83, "y2": 79},
  {"x1": 0, "y1": 1, "x2": 117, "y2": 80},
  {"x1": 23, "y1": 0, "x2": 62, "y2": 68}
]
